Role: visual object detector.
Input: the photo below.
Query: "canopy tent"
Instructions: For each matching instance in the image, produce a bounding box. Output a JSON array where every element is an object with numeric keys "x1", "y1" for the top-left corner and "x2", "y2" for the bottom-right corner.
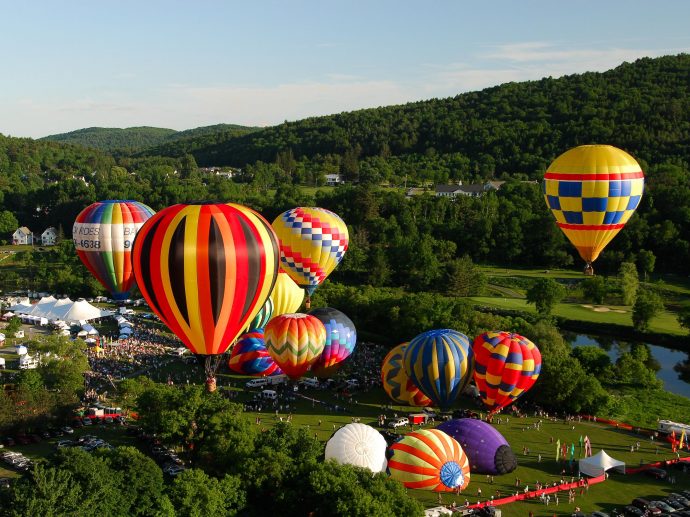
[
  {"x1": 118, "y1": 326, "x2": 133, "y2": 335},
  {"x1": 44, "y1": 298, "x2": 74, "y2": 320},
  {"x1": 0, "y1": 333, "x2": 5, "y2": 341},
  {"x1": 27, "y1": 296, "x2": 57, "y2": 315},
  {"x1": 0, "y1": 357, "x2": 5, "y2": 367},
  {"x1": 578, "y1": 450, "x2": 625, "y2": 477},
  {"x1": 3, "y1": 312, "x2": 15, "y2": 319},
  {"x1": 7, "y1": 302, "x2": 32, "y2": 314},
  {"x1": 15, "y1": 345, "x2": 27, "y2": 355},
  {"x1": 81, "y1": 323, "x2": 99, "y2": 335}
]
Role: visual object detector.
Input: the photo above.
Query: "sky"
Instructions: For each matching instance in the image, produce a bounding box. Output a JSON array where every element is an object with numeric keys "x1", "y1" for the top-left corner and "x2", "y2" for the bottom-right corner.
[{"x1": 1, "y1": 1, "x2": 689, "y2": 138}]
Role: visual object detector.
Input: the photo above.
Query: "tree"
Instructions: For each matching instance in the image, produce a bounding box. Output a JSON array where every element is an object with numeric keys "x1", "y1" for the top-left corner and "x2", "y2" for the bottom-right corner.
[
  {"x1": 444, "y1": 255, "x2": 487, "y2": 297},
  {"x1": 581, "y1": 275, "x2": 608, "y2": 304},
  {"x1": 571, "y1": 346, "x2": 611, "y2": 376},
  {"x1": 632, "y1": 289, "x2": 664, "y2": 332},
  {"x1": 1, "y1": 464, "x2": 83, "y2": 517},
  {"x1": 168, "y1": 469, "x2": 245, "y2": 517},
  {"x1": 3, "y1": 316, "x2": 22, "y2": 337},
  {"x1": 0, "y1": 210, "x2": 18, "y2": 239},
  {"x1": 637, "y1": 249, "x2": 656, "y2": 281},
  {"x1": 619, "y1": 262, "x2": 639, "y2": 306},
  {"x1": 678, "y1": 307, "x2": 690, "y2": 335},
  {"x1": 525, "y1": 278, "x2": 566, "y2": 316}
]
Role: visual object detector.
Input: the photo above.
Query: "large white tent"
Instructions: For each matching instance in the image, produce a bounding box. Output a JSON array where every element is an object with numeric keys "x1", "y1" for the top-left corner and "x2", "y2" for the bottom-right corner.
[
  {"x1": 578, "y1": 450, "x2": 625, "y2": 477},
  {"x1": 27, "y1": 296, "x2": 57, "y2": 315},
  {"x1": 7, "y1": 297, "x2": 113, "y2": 324},
  {"x1": 7, "y1": 302, "x2": 32, "y2": 313}
]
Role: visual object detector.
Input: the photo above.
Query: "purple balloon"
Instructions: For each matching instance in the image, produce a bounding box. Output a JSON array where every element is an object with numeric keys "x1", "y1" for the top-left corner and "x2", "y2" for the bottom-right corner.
[{"x1": 436, "y1": 418, "x2": 517, "y2": 475}]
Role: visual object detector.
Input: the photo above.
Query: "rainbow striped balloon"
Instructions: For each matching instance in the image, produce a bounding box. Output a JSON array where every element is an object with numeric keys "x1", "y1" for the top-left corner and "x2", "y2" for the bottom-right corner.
[
  {"x1": 269, "y1": 270, "x2": 304, "y2": 317},
  {"x1": 132, "y1": 203, "x2": 279, "y2": 356},
  {"x1": 381, "y1": 343, "x2": 431, "y2": 407},
  {"x1": 264, "y1": 313, "x2": 326, "y2": 379},
  {"x1": 308, "y1": 307, "x2": 357, "y2": 377},
  {"x1": 472, "y1": 331, "x2": 541, "y2": 414},
  {"x1": 228, "y1": 329, "x2": 283, "y2": 376},
  {"x1": 272, "y1": 207, "x2": 349, "y2": 295},
  {"x1": 404, "y1": 329, "x2": 474, "y2": 410},
  {"x1": 387, "y1": 429, "x2": 471, "y2": 492},
  {"x1": 74, "y1": 200, "x2": 155, "y2": 300},
  {"x1": 543, "y1": 145, "x2": 644, "y2": 270}
]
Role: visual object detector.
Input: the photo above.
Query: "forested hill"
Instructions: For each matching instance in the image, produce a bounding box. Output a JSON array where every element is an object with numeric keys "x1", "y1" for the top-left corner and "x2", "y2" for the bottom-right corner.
[
  {"x1": 157, "y1": 54, "x2": 690, "y2": 178},
  {"x1": 41, "y1": 124, "x2": 259, "y2": 153}
]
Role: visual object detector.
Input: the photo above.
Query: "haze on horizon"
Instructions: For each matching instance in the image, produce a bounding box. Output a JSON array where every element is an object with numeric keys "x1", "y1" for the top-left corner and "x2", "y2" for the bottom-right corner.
[{"x1": 2, "y1": 0, "x2": 689, "y2": 139}]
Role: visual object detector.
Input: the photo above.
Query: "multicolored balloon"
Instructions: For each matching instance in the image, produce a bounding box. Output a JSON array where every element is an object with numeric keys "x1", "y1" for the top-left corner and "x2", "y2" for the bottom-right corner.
[
  {"x1": 543, "y1": 145, "x2": 645, "y2": 273},
  {"x1": 381, "y1": 343, "x2": 431, "y2": 407},
  {"x1": 308, "y1": 307, "x2": 356, "y2": 377},
  {"x1": 387, "y1": 429, "x2": 470, "y2": 492},
  {"x1": 248, "y1": 297, "x2": 273, "y2": 330},
  {"x1": 264, "y1": 313, "x2": 326, "y2": 379},
  {"x1": 269, "y1": 269, "x2": 305, "y2": 317},
  {"x1": 272, "y1": 207, "x2": 349, "y2": 295},
  {"x1": 404, "y1": 329, "x2": 474, "y2": 410},
  {"x1": 132, "y1": 202, "x2": 279, "y2": 356},
  {"x1": 436, "y1": 419, "x2": 517, "y2": 475},
  {"x1": 73, "y1": 200, "x2": 155, "y2": 300},
  {"x1": 472, "y1": 331, "x2": 541, "y2": 414},
  {"x1": 325, "y1": 423, "x2": 387, "y2": 473},
  {"x1": 228, "y1": 329, "x2": 283, "y2": 377}
]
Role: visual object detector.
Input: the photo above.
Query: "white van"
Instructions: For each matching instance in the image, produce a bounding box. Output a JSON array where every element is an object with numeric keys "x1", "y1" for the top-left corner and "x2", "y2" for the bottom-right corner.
[
  {"x1": 300, "y1": 377, "x2": 320, "y2": 389},
  {"x1": 261, "y1": 390, "x2": 277, "y2": 400},
  {"x1": 246, "y1": 378, "x2": 269, "y2": 388}
]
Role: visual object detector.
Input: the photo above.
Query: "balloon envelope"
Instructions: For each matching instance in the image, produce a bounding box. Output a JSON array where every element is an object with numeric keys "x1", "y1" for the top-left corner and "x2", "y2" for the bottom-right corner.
[
  {"x1": 132, "y1": 203, "x2": 279, "y2": 355},
  {"x1": 472, "y1": 331, "x2": 541, "y2": 414},
  {"x1": 248, "y1": 297, "x2": 273, "y2": 330},
  {"x1": 543, "y1": 144, "x2": 644, "y2": 266},
  {"x1": 272, "y1": 207, "x2": 349, "y2": 295},
  {"x1": 308, "y1": 307, "x2": 356, "y2": 377},
  {"x1": 264, "y1": 313, "x2": 326, "y2": 379},
  {"x1": 436, "y1": 418, "x2": 517, "y2": 475},
  {"x1": 381, "y1": 343, "x2": 431, "y2": 407},
  {"x1": 325, "y1": 423, "x2": 387, "y2": 473},
  {"x1": 228, "y1": 329, "x2": 283, "y2": 377},
  {"x1": 387, "y1": 429, "x2": 470, "y2": 492},
  {"x1": 269, "y1": 269, "x2": 305, "y2": 317},
  {"x1": 74, "y1": 200, "x2": 155, "y2": 300},
  {"x1": 404, "y1": 329, "x2": 474, "y2": 410}
]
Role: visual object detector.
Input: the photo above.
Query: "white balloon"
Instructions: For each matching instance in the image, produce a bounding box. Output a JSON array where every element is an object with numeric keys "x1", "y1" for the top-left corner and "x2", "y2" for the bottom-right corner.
[{"x1": 325, "y1": 423, "x2": 387, "y2": 473}]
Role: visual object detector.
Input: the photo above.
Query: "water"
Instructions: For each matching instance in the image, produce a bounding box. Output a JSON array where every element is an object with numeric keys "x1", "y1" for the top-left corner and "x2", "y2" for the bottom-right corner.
[{"x1": 567, "y1": 333, "x2": 690, "y2": 399}]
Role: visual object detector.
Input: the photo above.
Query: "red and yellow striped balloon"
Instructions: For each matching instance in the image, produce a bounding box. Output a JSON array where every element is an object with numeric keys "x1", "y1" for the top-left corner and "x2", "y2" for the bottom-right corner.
[
  {"x1": 264, "y1": 313, "x2": 326, "y2": 379},
  {"x1": 132, "y1": 203, "x2": 279, "y2": 356},
  {"x1": 387, "y1": 429, "x2": 471, "y2": 492}
]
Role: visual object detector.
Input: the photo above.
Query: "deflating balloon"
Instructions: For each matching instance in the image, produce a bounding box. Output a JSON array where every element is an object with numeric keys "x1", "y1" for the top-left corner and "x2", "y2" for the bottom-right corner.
[
  {"x1": 272, "y1": 207, "x2": 349, "y2": 295},
  {"x1": 381, "y1": 343, "x2": 431, "y2": 407},
  {"x1": 308, "y1": 307, "x2": 357, "y2": 377},
  {"x1": 325, "y1": 423, "x2": 387, "y2": 473},
  {"x1": 543, "y1": 145, "x2": 644, "y2": 273},
  {"x1": 404, "y1": 329, "x2": 474, "y2": 410},
  {"x1": 249, "y1": 297, "x2": 273, "y2": 330},
  {"x1": 228, "y1": 329, "x2": 282, "y2": 377},
  {"x1": 387, "y1": 429, "x2": 470, "y2": 492},
  {"x1": 436, "y1": 418, "x2": 517, "y2": 475},
  {"x1": 472, "y1": 331, "x2": 541, "y2": 415},
  {"x1": 74, "y1": 200, "x2": 155, "y2": 300},
  {"x1": 264, "y1": 313, "x2": 326, "y2": 379},
  {"x1": 132, "y1": 202, "x2": 279, "y2": 356},
  {"x1": 269, "y1": 270, "x2": 305, "y2": 317}
]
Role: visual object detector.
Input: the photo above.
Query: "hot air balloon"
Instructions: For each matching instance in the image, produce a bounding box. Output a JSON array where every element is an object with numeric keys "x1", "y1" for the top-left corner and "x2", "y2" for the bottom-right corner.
[
  {"x1": 381, "y1": 344, "x2": 431, "y2": 407},
  {"x1": 132, "y1": 202, "x2": 279, "y2": 391},
  {"x1": 272, "y1": 207, "x2": 349, "y2": 307},
  {"x1": 308, "y1": 307, "x2": 356, "y2": 377},
  {"x1": 264, "y1": 313, "x2": 326, "y2": 379},
  {"x1": 269, "y1": 270, "x2": 305, "y2": 317},
  {"x1": 472, "y1": 331, "x2": 541, "y2": 415},
  {"x1": 325, "y1": 423, "x2": 388, "y2": 473},
  {"x1": 227, "y1": 329, "x2": 283, "y2": 377},
  {"x1": 387, "y1": 429, "x2": 470, "y2": 492},
  {"x1": 73, "y1": 200, "x2": 155, "y2": 300},
  {"x1": 543, "y1": 145, "x2": 645, "y2": 275},
  {"x1": 436, "y1": 419, "x2": 517, "y2": 475},
  {"x1": 248, "y1": 297, "x2": 273, "y2": 330},
  {"x1": 403, "y1": 329, "x2": 474, "y2": 410}
]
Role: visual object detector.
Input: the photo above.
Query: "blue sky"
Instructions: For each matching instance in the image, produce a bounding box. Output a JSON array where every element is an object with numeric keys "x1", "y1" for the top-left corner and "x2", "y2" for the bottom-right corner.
[{"x1": 2, "y1": 1, "x2": 689, "y2": 138}]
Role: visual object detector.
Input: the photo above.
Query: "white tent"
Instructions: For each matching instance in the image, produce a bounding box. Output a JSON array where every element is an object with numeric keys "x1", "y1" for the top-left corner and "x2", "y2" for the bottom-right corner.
[
  {"x1": 7, "y1": 302, "x2": 32, "y2": 314},
  {"x1": 27, "y1": 296, "x2": 57, "y2": 315},
  {"x1": 0, "y1": 357, "x2": 5, "y2": 367},
  {"x1": 3, "y1": 312, "x2": 15, "y2": 319},
  {"x1": 44, "y1": 298, "x2": 74, "y2": 320},
  {"x1": 0, "y1": 333, "x2": 5, "y2": 341},
  {"x1": 578, "y1": 450, "x2": 625, "y2": 477},
  {"x1": 15, "y1": 345, "x2": 28, "y2": 356},
  {"x1": 118, "y1": 326, "x2": 133, "y2": 335}
]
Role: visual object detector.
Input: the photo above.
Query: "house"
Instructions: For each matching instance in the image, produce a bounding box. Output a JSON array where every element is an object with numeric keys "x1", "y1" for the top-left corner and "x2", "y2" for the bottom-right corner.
[
  {"x1": 325, "y1": 173, "x2": 343, "y2": 186},
  {"x1": 435, "y1": 180, "x2": 509, "y2": 199},
  {"x1": 12, "y1": 227, "x2": 33, "y2": 245},
  {"x1": 41, "y1": 227, "x2": 58, "y2": 246}
]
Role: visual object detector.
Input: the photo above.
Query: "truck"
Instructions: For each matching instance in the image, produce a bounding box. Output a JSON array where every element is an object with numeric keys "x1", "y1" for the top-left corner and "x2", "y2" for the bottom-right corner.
[
  {"x1": 409, "y1": 413, "x2": 430, "y2": 425},
  {"x1": 657, "y1": 419, "x2": 690, "y2": 436}
]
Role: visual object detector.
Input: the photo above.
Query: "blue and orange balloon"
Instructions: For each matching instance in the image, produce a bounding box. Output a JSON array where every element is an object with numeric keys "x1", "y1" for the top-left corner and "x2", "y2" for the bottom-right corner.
[
  {"x1": 73, "y1": 200, "x2": 155, "y2": 300},
  {"x1": 228, "y1": 329, "x2": 283, "y2": 377},
  {"x1": 403, "y1": 329, "x2": 474, "y2": 410},
  {"x1": 472, "y1": 331, "x2": 541, "y2": 415},
  {"x1": 381, "y1": 343, "x2": 431, "y2": 407}
]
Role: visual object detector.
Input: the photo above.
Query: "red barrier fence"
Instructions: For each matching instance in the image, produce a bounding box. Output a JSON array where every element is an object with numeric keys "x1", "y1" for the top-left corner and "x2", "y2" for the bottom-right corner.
[{"x1": 625, "y1": 456, "x2": 690, "y2": 474}]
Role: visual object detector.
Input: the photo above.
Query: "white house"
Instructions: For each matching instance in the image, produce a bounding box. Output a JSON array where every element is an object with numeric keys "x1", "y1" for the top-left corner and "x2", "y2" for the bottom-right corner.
[
  {"x1": 12, "y1": 227, "x2": 33, "y2": 245},
  {"x1": 41, "y1": 227, "x2": 58, "y2": 246},
  {"x1": 325, "y1": 173, "x2": 343, "y2": 186}
]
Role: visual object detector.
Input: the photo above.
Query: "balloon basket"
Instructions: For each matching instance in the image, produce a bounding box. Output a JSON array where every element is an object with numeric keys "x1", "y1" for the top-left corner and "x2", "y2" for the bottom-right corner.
[
  {"x1": 205, "y1": 377, "x2": 217, "y2": 393},
  {"x1": 584, "y1": 263, "x2": 594, "y2": 276}
]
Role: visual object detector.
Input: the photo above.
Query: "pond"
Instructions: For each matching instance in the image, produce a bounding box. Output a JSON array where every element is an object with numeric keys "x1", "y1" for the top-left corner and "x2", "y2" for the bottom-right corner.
[{"x1": 567, "y1": 333, "x2": 690, "y2": 399}]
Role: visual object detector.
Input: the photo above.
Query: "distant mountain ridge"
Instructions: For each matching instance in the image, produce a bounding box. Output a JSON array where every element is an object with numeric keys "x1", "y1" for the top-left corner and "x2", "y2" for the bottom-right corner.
[{"x1": 41, "y1": 124, "x2": 260, "y2": 153}]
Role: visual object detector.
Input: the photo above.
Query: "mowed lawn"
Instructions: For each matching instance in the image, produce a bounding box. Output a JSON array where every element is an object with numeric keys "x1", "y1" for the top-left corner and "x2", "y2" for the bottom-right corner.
[{"x1": 469, "y1": 296, "x2": 686, "y2": 336}]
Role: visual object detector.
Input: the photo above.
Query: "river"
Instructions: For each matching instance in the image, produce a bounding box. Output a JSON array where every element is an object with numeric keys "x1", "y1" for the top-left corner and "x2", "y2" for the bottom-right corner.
[{"x1": 567, "y1": 333, "x2": 690, "y2": 398}]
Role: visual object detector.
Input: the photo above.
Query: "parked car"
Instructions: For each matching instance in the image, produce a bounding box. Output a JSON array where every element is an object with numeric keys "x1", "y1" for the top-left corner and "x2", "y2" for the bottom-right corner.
[
  {"x1": 61, "y1": 426, "x2": 74, "y2": 434},
  {"x1": 649, "y1": 500, "x2": 676, "y2": 513},
  {"x1": 643, "y1": 467, "x2": 668, "y2": 480},
  {"x1": 56, "y1": 440, "x2": 74, "y2": 448},
  {"x1": 1, "y1": 437, "x2": 15, "y2": 447},
  {"x1": 388, "y1": 417, "x2": 409, "y2": 429},
  {"x1": 623, "y1": 505, "x2": 645, "y2": 516},
  {"x1": 0, "y1": 478, "x2": 10, "y2": 489}
]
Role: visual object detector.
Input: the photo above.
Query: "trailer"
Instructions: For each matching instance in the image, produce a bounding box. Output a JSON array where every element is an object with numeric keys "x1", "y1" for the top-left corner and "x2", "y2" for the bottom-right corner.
[
  {"x1": 657, "y1": 419, "x2": 690, "y2": 435},
  {"x1": 409, "y1": 413, "x2": 429, "y2": 425}
]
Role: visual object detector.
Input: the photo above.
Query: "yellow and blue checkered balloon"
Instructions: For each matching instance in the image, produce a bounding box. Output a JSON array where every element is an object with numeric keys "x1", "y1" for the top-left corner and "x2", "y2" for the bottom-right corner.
[{"x1": 543, "y1": 145, "x2": 644, "y2": 269}]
